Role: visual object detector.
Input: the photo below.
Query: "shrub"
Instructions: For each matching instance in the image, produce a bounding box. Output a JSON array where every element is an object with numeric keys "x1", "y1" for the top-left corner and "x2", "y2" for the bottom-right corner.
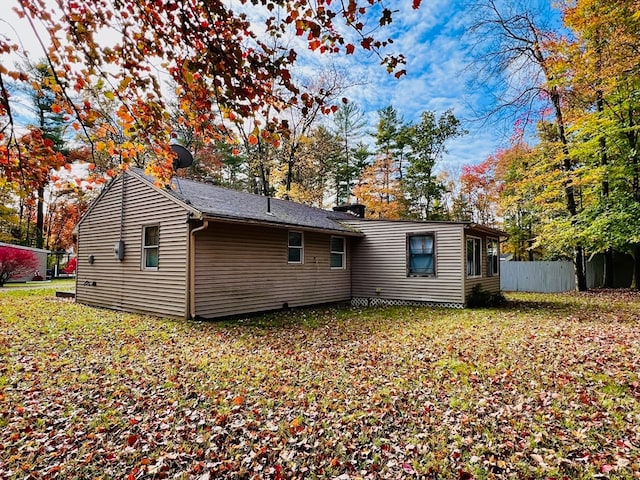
[
  {"x1": 63, "y1": 257, "x2": 77, "y2": 274},
  {"x1": 466, "y1": 284, "x2": 506, "y2": 308},
  {"x1": 0, "y1": 246, "x2": 39, "y2": 287}
]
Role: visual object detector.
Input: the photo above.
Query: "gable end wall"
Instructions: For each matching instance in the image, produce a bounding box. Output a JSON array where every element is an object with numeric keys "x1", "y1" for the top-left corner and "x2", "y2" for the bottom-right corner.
[{"x1": 76, "y1": 173, "x2": 189, "y2": 318}]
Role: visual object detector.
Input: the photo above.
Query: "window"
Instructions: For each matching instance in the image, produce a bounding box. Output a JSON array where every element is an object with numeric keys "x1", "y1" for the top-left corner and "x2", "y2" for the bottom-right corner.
[
  {"x1": 407, "y1": 234, "x2": 435, "y2": 276},
  {"x1": 466, "y1": 237, "x2": 481, "y2": 277},
  {"x1": 288, "y1": 231, "x2": 303, "y2": 264},
  {"x1": 142, "y1": 225, "x2": 159, "y2": 270},
  {"x1": 330, "y1": 236, "x2": 346, "y2": 269},
  {"x1": 487, "y1": 238, "x2": 499, "y2": 276}
]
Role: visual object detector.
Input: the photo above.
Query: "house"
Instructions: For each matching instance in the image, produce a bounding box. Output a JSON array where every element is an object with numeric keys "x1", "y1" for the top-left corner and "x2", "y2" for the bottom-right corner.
[{"x1": 75, "y1": 169, "x2": 504, "y2": 319}]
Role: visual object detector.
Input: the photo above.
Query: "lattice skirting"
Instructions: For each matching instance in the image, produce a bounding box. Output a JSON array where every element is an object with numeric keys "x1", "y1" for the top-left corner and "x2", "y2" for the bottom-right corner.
[{"x1": 351, "y1": 297, "x2": 464, "y2": 309}]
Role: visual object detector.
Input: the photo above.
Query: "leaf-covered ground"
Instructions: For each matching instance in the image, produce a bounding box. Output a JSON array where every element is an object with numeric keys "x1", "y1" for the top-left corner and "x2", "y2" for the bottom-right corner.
[{"x1": 1, "y1": 287, "x2": 639, "y2": 479}]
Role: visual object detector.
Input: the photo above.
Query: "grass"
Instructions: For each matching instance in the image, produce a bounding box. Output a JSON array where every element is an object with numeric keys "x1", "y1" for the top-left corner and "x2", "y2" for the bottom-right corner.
[{"x1": 0, "y1": 288, "x2": 639, "y2": 479}]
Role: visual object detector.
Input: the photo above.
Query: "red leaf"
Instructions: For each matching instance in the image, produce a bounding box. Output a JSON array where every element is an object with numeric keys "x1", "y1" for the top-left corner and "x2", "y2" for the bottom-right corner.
[
  {"x1": 127, "y1": 434, "x2": 139, "y2": 446},
  {"x1": 402, "y1": 462, "x2": 416, "y2": 474},
  {"x1": 600, "y1": 464, "x2": 613, "y2": 473},
  {"x1": 345, "y1": 44, "x2": 355, "y2": 54}
]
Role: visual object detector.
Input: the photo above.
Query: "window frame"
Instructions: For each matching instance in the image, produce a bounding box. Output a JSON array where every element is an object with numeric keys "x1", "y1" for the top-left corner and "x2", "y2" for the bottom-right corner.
[
  {"x1": 330, "y1": 236, "x2": 346, "y2": 270},
  {"x1": 287, "y1": 230, "x2": 304, "y2": 264},
  {"x1": 406, "y1": 232, "x2": 436, "y2": 277},
  {"x1": 487, "y1": 237, "x2": 499, "y2": 276},
  {"x1": 466, "y1": 236, "x2": 482, "y2": 278},
  {"x1": 142, "y1": 224, "x2": 160, "y2": 271}
]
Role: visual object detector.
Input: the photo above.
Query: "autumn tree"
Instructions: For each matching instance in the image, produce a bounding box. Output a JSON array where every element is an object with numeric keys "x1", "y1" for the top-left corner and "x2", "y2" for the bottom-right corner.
[
  {"x1": 470, "y1": 0, "x2": 587, "y2": 290},
  {"x1": 272, "y1": 126, "x2": 337, "y2": 206},
  {"x1": 1, "y1": 1, "x2": 422, "y2": 186},
  {"x1": 0, "y1": 246, "x2": 39, "y2": 287},
  {"x1": 0, "y1": 61, "x2": 69, "y2": 248},
  {"x1": 44, "y1": 189, "x2": 90, "y2": 251},
  {"x1": 560, "y1": 0, "x2": 640, "y2": 287},
  {"x1": 353, "y1": 155, "x2": 404, "y2": 219},
  {"x1": 459, "y1": 155, "x2": 499, "y2": 226},
  {"x1": 0, "y1": 179, "x2": 21, "y2": 243},
  {"x1": 491, "y1": 142, "x2": 545, "y2": 260}
]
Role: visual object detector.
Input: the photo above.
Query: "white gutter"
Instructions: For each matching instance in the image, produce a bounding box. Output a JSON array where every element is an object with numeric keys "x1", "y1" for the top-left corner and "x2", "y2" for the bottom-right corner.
[{"x1": 188, "y1": 220, "x2": 209, "y2": 319}]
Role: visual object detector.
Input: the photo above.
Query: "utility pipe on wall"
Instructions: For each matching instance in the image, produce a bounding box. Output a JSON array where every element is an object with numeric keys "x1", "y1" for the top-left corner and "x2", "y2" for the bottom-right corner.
[{"x1": 188, "y1": 219, "x2": 209, "y2": 319}]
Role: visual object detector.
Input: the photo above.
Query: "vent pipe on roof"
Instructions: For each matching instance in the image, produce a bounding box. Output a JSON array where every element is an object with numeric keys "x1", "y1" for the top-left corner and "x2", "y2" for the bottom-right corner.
[{"x1": 266, "y1": 196, "x2": 273, "y2": 215}]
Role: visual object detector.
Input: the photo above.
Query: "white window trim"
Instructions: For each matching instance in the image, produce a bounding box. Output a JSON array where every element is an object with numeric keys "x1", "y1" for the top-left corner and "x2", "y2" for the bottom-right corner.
[
  {"x1": 330, "y1": 236, "x2": 346, "y2": 270},
  {"x1": 487, "y1": 237, "x2": 499, "y2": 277},
  {"x1": 142, "y1": 224, "x2": 159, "y2": 271},
  {"x1": 466, "y1": 236, "x2": 482, "y2": 278},
  {"x1": 288, "y1": 230, "x2": 304, "y2": 264}
]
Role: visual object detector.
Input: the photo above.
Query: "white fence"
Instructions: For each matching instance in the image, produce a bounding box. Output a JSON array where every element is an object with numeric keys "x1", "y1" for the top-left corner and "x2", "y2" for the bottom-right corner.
[{"x1": 500, "y1": 261, "x2": 576, "y2": 293}]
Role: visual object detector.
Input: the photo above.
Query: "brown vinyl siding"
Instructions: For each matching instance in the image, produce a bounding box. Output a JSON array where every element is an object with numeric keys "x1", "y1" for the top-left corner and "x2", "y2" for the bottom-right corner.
[
  {"x1": 194, "y1": 222, "x2": 351, "y2": 318},
  {"x1": 343, "y1": 220, "x2": 466, "y2": 305},
  {"x1": 76, "y1": 173, "x2": 190, "y2": 318},
  {"x1": 463, "y1": 230, "x2": 501, "y2": 297}
]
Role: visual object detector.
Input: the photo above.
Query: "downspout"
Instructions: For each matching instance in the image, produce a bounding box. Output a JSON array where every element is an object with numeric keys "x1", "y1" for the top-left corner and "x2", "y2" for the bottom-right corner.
[{"x1": 189, "y1": 219, "x2": 209, "y2": 319}]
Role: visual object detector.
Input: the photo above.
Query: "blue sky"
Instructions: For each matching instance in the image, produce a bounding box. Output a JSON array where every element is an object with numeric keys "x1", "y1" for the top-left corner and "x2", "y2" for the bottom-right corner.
[
  {"x1": 290, "y1": 0, "x2": 535, "y2": 175},
  {"x1": 2, "y1": 0, "x2": 560, "y2": 175},
  {"x1": 320, "y1": 0, "x2": 561, "y2": 174}
]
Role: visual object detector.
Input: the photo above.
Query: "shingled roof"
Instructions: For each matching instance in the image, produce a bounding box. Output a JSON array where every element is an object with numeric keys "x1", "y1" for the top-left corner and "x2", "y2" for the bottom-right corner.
[{"x1": 129, "y1": 168, "x2": 362, "y2": 235}]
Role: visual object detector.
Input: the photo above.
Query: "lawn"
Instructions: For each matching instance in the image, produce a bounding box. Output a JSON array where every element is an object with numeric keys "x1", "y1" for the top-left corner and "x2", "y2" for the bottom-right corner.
[{"x1": 1, "y1": 288, "x2": 639, "y2": 479}]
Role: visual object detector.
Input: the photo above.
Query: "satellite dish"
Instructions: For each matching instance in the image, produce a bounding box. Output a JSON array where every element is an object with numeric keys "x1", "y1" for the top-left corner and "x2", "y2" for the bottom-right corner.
[{"x1": 170, "y1": 144, "x2": 194, "y2": 170}]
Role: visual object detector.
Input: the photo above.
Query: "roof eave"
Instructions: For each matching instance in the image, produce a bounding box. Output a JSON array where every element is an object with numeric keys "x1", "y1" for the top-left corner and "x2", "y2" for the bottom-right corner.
[
  {"x1": 201, "y1": 213, "x2": 364, "y2": 236},
  {"x1": 464, "y1": 223, "x2": 508, "y2": 238}
]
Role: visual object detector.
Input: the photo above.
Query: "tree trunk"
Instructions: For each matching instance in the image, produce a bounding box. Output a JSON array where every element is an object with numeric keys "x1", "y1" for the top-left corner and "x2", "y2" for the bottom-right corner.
[
  {"x1": 36, "y1": 186, "x2": 45, "y2": 249},
  {"x1": 596, "y1": 89, "x2": 614, "y2": 289},
  {"x1": 630, "y1": 244, "x2": 640, "y2": 290},
  {"x1": 603, "y1": 248, "x2": 614, "y2": 288},
  {"x1": 550, "y1": 89, "x2": 587, "y2": 291},
  {"x1": 575, "y1": 245, "x2": 587, "y2": 291}
]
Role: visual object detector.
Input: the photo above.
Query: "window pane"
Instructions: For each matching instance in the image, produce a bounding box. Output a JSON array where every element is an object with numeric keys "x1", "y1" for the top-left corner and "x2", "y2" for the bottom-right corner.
[
  {"x1": 411, "y1": 254, "x2": 434, "y2": 274},
  {"x1": 145, "y1": 248, "x2": 158, "y2": 268},
  {"x1": 331, "y1": 237, "x2": 344, "y2": 253},
  {"x1": 410, "y1": 235, "x2": 433, "y2": 254},
  {"x1": 288, "y1": 248, "x2": 301, "y2": 263},
  {"x1": 487, "y1": 239, "x2": 498, "y2": 275},
  {"x1": 408, "y1": 234, "x2": 434, "y2": 275},
  {"x1": 330, "y1": 253, "x2": 343, "y2": 268},
  {"x1": 145, "y1": 226, "x2": 159, "y2": 246},
  {"x1": 467, "y1": 238, "x2": 481, "y2": 276},
  {"x1": 288, "y1": 231, "x2": 302, "y2": 247},
  {"x1": 474, "y1": 239, "x2": 481, "y2": 276}
]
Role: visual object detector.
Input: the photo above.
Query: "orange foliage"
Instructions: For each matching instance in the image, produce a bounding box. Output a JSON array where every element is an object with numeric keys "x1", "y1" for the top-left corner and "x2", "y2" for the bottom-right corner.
[
  {"x1": 353, "y1": 156, "x2": 404, "y2": 219},
  {"x1": 1, "y1": 1, "x2": 419, "y2": 181}
]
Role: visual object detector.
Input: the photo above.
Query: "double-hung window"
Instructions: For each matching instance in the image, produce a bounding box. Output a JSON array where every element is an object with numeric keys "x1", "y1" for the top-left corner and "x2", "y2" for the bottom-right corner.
[
  {"x1": 142, "y1": 225, "x2": 159, "y2": 270},
  {"x1": 288, "y1": 231, "x2": 303, "y2": 264},
  {"x1": 466, "y1": 237, "x2": 481, "y2": 277},
  {"x1": 407, "y1": 233, "x2": 435, "y2": 276},
  {"x1": 487, "y1": 238, "x2": 499, "y2": 276},
  {"x1": 330, "y1": 236, "x2": 346, "y2": 269}
]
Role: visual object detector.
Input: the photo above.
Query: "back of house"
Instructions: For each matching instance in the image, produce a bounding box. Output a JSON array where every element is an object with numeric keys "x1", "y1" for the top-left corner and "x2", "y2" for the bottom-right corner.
[{"x1": 342, "y1": 219, "x2": 502, "y2": 308}]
